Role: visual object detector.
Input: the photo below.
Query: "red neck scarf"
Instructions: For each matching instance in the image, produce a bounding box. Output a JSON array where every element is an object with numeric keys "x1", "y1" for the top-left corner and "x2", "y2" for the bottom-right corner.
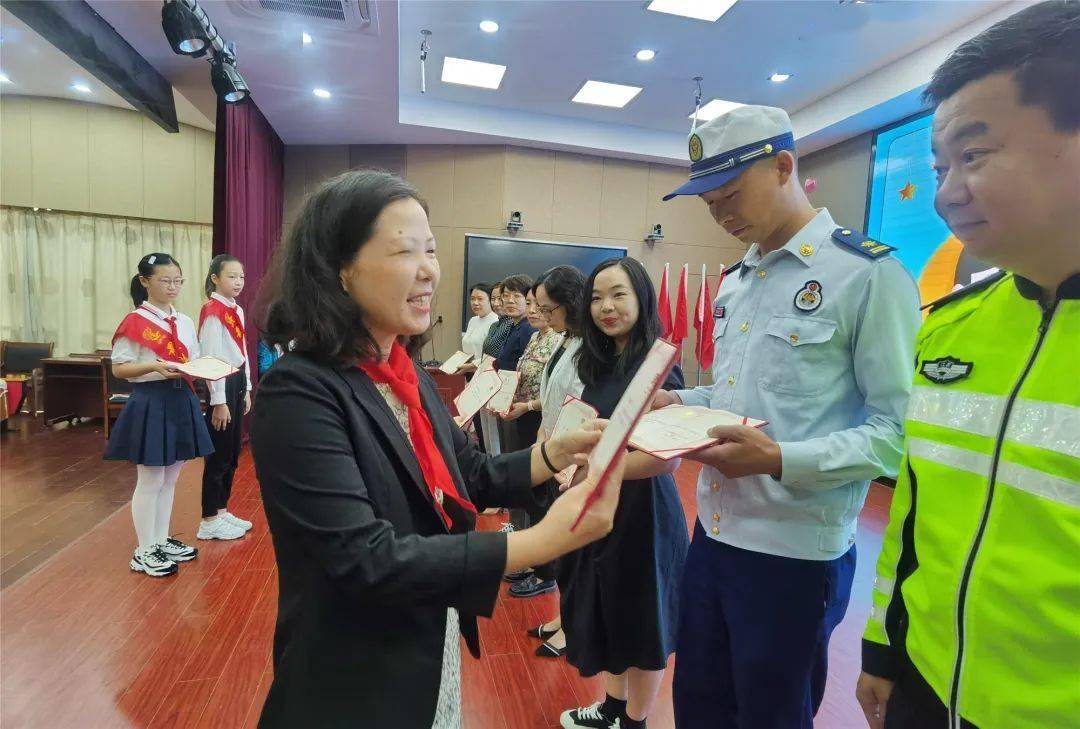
[{"x1": 359, "y1": 342, "x2": 476, "y2": 528}]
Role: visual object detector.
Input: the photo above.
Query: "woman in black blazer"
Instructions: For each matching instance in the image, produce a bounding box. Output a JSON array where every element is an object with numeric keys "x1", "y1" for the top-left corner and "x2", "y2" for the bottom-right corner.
[{"x1": 251, "y1": 170, "x2": 626, "y2": 728}]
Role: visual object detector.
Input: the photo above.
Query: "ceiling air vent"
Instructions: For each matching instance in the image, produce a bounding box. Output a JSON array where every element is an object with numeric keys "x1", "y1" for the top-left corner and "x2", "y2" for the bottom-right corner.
[{"x1": 231, "y1": 0, "x2": 377, "y2": 33}]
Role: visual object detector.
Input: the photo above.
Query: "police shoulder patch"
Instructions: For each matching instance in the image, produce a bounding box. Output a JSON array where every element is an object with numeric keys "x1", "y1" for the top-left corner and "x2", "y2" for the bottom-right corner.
[{"x1": 831, "y1": 228, "x2": 896, "y2": 259}]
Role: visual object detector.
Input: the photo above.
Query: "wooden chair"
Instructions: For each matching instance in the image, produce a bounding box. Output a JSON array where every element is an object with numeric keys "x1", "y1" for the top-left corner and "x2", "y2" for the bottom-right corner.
[
  {"x1": 101, "y1": 357, "x2": 133, "y2": 438},
  {"x1": 0, "y1": 340, "x2": 54, "y2": 415}
]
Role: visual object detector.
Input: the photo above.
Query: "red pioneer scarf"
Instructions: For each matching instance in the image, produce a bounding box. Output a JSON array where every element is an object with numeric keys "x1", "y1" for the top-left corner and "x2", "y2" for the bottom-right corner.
[
  {"x1": 199, "y1": 297, "x2": 246, "y2": 353},
  {"x1": 359, "y1": 342, "x2": 477, "y2": 529},
  {"x1": 112, "y1": 306, "x2": 191, "y2": 364}
]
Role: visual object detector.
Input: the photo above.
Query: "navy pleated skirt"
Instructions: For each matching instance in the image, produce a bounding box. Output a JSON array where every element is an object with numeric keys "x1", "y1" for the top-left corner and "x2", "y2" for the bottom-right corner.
[{"x1": 105, "y1": 379, "x2": 215, "y2": 467}]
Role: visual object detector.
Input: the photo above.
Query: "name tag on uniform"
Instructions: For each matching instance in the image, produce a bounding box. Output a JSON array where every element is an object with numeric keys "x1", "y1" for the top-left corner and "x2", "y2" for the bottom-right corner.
[{"x1": 713, "y1": 304, "x2": 726, "y2": 319}]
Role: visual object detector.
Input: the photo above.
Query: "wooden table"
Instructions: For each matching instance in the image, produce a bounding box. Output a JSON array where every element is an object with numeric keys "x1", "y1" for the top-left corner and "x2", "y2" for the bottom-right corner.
[
  {"x1": 424, "y1": 368, "x2": 467, "y2": 413},
  {"x1": 41, "y1": 356, "x2": 104, "y2": 426}
]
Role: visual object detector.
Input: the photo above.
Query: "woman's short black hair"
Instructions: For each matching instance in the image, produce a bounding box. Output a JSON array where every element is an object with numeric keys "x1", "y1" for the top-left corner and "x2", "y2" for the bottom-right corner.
[
  {"x1": 204, "y1": 253, "x2": 241, "y2": 299},
  {"x1": 260, "y1": 169, "x2": 430, "y2": 364},
  {"x1": 535, "y1": 265, "x2": 586, "y2": 337},
  {"x1": 470, "y1": 282, "x2": 494, "y2": 298},
  {"x1": 575, "y1": 257, "x2": 660, "y2": 388},
  {"x1": 130, "y1": 252, "x2": 181, "y2": 307},
  {"x1": 924, "y1": 0, "x2": 1080, "y2": 132},
  {"x1": 499, "y1": 274, "x2": 533, "y2": 296}
]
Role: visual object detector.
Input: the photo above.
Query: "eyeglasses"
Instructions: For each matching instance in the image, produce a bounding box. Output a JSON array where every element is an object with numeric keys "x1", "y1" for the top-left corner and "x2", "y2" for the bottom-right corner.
[
  {"x1": 153, "y1": 277, "x2": 185, "y2": 287},
  {"x1": 536, "y1": 304, "x2": 561, "y2": 316}
]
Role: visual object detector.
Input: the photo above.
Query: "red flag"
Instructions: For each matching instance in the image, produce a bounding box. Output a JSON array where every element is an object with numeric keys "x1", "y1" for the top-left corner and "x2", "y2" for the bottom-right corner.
[
  {"x1": 671, "y1": 264, "x2": 689, "y2": 346},
  {"x1": 657, "y1": 263, "x2": 673, "y2": 338},
  {"x1": 694, "y1": 265, "x2": 715, "y2": 370}
]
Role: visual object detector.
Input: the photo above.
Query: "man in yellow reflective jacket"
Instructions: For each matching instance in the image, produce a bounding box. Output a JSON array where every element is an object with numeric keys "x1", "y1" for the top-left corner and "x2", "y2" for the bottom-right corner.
[{"x1": 856, "y1": 2, "x2": 1080, "y2": 728}]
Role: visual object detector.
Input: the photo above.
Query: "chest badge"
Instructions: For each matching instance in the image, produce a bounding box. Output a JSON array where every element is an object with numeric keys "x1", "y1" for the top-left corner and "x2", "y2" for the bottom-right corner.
[
  {"x1": 793, "y1": 280, "x2": 823, "y2": 313},
  {"x1": 920, "y1": 357, "x2": 973, "y2": 384},
  {"x1": 713, "y1": 303, "x2": 726, "y2": 319}
]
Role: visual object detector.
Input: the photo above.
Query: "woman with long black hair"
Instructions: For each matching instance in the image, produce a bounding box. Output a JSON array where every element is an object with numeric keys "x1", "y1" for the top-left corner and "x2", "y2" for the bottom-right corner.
[{"x1": 558, "y1": 257, "x2": 690, "y2": 729}]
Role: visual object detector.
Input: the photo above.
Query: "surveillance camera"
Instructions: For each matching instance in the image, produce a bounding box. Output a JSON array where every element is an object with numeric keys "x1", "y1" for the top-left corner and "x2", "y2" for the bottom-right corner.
[
  {"x1": 507, "y1": 211, "x2": 524, "y2": 232},
  {"x1": 653, "y1": 224, "x2": 662, "y2": 237},
  {"x1": 645, "y1": 223, "x2": 664, "y2": 244}
]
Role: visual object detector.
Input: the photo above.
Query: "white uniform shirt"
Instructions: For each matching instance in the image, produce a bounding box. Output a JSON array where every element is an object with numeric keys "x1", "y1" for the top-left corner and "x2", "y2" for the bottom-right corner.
[
  {"x1": 675, "y1": 208, "x2": 921, "y2": 560},
  {"x1": 461, "y1": 312, "x2": 498, "y2": 360},
  {"x1": 111, "y1": 302, "x2": 200, "y2": 383},
  {"x1": 198, "y1": 292, "x2": 252, "y2": 406}
]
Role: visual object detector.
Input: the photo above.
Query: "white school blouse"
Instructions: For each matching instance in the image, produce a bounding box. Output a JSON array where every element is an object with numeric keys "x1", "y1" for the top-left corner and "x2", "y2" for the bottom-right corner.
[
  {"x1": 111, "y1": 302, "x2": 200, "y2": 383},
  {"x1": 538, "y1": 335, "x2": 584, "y2": 438},
  {"x1": 199, "y1": 292, "x2": 253, "y2": 406}
]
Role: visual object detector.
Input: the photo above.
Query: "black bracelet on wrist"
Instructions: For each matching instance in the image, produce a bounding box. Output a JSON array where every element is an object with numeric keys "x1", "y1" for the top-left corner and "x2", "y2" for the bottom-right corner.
[{"x1": 539, "y1": 441, "x2": 558, "y2": 472}]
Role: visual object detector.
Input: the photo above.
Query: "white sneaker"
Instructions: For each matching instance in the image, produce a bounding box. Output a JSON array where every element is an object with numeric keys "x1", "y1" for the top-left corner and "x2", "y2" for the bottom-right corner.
[
  {"x1": 197, "y1": 517, "x2": 246, "y2": 541},
  {"x1": 130, "y1": 547, "x2": 178, "y2": 577},
  {"x1": 222, "y1": 511, "x2": 253, "y2": 531},
  {"x1": 158, "y1": 537, "x2": 198, "y2": 562},
  {"x1": 499, "y1": 521, "x2": 515, "y2": 533}
]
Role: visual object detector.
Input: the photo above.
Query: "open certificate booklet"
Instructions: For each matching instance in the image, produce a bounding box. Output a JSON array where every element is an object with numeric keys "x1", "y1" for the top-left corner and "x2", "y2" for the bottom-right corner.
[
  {"x1": 452, "y1": 369, "x2": 502, "y2": 421},
  {"x1": 438, "y1": 350, "x2": 473, "y2": 374},
  {"x1": 570, "y1": 338, "x2": 679, "y2": 530},
  {"x1": 486, "y1": 370, "x2": 521, "y2": 416},
  {"x1": 167, "y1": 356, "x2": 237, "y2": 381},
  {"x1": 549, "y1": 395, "x2": 600, "y2": 487},
  {"x1": 629, "y1": 405, "x2": 768, "y2": 461}
]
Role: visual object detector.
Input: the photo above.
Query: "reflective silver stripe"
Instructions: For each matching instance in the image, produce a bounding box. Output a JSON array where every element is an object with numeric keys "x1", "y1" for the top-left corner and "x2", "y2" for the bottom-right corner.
[
  {"x1": 909, "y1": 387, "x2": 1080, "y2": 459},
  {"x1": 907, "y1": 386, "x2": 1003, "y2": 439},
  {"x1": 907, "y1": 438, "x2": 992, "y2": 477},
  {"x1": 869, "y1": 605, "x2": 886, "y2": 625},
  {"x1": 998, "y1": 461, "x2": 1080, "y2": 509},
  {"x1": 1006, "y1": 399, "x2": 1080, "y2": 459},
  {"x1": 873, "y1": 575, "x2": 895, "y2": 595}
]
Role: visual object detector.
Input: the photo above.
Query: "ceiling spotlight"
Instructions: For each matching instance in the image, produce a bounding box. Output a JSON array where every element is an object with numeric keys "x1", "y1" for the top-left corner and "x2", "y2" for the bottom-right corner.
[
  {"x1": 572, "y1": 80, "x2": 643, "y2": 108},
  {"x1": 636, "y1": 49, "x2": 656, "y2": 61},
  {"x1": 211, "y1": 54, "x2": 249, "y2": 103},
  {"x1": 161, "y1": 0, "x2": 210, "y2": 57},
  {"x1": 646, "y1": 0, "x2": 738, "y2": 22},
  {"x1": 479, "y1": 20, "x2": 499, "y2": 33},
  {"x1": 71, "y1": 83, "x2": 92, "y2": 94},
  {"x1": 302, "y1": 32, "x2": 313, "y2": 44},
  {"x1": 313, "y1": 88, "x2": 331, "y2": 99},
  {"x1": 769, "y1": 72, "x2": 791, "y2": 83}
]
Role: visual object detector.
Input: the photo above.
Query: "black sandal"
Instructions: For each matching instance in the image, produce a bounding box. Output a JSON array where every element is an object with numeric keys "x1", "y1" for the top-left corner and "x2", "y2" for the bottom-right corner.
[
  {"x1": 535, "y1": 640, "x2": 565, "y2": 658},
  {"x1": 527, "y1": 624, "x2": 559, "y2": 640}
]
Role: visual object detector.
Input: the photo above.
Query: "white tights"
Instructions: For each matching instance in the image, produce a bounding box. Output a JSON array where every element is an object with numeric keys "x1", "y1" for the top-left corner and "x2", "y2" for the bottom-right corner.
[{"x1": 132, "y1": 462, "x2": 185, "y2": 551}]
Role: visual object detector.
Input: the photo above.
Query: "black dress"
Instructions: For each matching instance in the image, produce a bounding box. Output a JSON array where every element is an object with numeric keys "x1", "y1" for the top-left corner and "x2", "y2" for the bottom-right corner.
[{"x1": 560, "y1": 356, "x2": 690, "y2": 677}]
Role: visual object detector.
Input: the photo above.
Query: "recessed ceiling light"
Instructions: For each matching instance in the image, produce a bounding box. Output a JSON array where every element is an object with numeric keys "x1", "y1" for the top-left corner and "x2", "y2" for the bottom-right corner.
[
  {"x1": 646, "y1": 0, "x2": 738, "y2": 22},
  {"x1": 441, "y1": 56, "x2": 506, "y2": 90},
  {"x1": 636, "y1": 49, "x2": 656, "y2": 61},
  {"x1": 313, "y1": 88, "x2": 331, "y2": 98},
  {"x1": 572, "y1": 80, "x2": 642, "y2": 108},
  {"x1": 0, "y1": 72, "x2": 10, "y2": 84},
  {"x1": 302, "y1": 32, "x2": 313, "y2": 45},
  {"x1": 689, "y1": 98, "x2": 744, "y2": 122},
  {"x1": 71, "y1": 83, "x2": 92, "y2": 94},
  {"x1": 769, "y1": 72, "x2": 791, "y2": 83},
  {"x1": 479, "y1": 20, "x2": 499, "y2": 33}
]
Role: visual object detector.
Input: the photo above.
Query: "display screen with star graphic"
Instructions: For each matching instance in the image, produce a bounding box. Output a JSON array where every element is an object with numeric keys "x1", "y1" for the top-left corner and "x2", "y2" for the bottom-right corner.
[{"x1": 865, "y1": 113, "x2": 953, "y2": 293}]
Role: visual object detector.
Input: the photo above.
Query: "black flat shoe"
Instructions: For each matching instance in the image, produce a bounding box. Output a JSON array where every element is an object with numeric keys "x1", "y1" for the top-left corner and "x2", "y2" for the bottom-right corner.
[
  {"x1": 535, "y1": 640, "x2": 565, "y2": 658},
  {"x1": 527, "y1": 624, "x2": 559, "y2": 640},
  {"x1": 503, "y1": 569, "x2": 532, "y2": 583}
]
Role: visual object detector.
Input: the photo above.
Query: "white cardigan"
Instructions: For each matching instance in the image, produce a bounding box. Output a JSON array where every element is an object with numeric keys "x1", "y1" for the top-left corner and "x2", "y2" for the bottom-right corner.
[{"x1": 538, "y1": 335, "x2": 584, "y2": 438}]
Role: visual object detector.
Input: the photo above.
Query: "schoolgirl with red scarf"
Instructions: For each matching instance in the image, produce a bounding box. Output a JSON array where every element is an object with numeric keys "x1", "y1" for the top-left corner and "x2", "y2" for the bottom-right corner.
[
  {"x1": 105, "y1": 252, "x2": 213, "y2": 578},
  {"x1": 196, "y1": 254, "x2": 254, "y2": 541}
]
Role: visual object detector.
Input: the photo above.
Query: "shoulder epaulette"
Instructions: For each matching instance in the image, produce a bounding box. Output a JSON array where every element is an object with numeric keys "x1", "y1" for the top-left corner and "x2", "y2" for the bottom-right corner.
[
  {"x1": 723, "y1": 261, "x2": 743, "y2": 276},
  {"x1": 921, "y1": 270, "x2": 1008, "y2": 312},
  {"x1": 831, "y1": 228, "x2": 896, "y2": 259}
]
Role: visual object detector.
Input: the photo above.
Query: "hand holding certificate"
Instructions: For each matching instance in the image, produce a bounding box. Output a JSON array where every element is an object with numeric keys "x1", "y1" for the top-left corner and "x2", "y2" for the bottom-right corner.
[
  {"x1": 452, "y1": 369, "x2": 502, "y2": 422},
  {"x1": 438, "y1": 350, "x2": 473, "y2": 374},
  {"x1": 166, "y1": 356, "x2": 238, "y2": 381},
  {"x1": 485, "y1": 370, "x2": 521, "y2": 416},
  {"x1": 549, "y1": 396, "x2": 600, "y2": 489},
  {"x1": 571, "y1": 338, "x2": 679, "y2": 530},
  {"x1": 630, "y1": 406, "x2": 767, "y2": 460}
]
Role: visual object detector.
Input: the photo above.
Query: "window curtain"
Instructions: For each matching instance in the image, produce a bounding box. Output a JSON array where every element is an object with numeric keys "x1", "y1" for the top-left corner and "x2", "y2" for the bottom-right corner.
[
  {"x1": 0, "y1": 207, "x2": 212, "y2": 356},
  {"x1": 213, "y1": 99, "x2": 284, "y2": 380}
]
